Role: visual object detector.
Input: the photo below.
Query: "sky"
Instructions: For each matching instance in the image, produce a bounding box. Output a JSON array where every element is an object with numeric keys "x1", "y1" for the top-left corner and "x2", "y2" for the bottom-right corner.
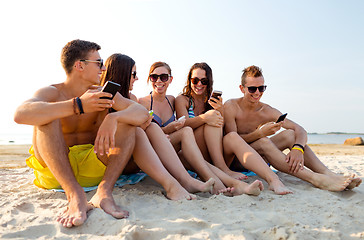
[{"x1": 1, "y1": 0, "x2": 363, "y2": 137}]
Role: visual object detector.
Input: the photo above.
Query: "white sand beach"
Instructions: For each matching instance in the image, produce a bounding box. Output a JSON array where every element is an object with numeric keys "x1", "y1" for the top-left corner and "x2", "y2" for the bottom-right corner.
[{"x1": 0, "y1": 144, "x2": 363, "y2": 239}]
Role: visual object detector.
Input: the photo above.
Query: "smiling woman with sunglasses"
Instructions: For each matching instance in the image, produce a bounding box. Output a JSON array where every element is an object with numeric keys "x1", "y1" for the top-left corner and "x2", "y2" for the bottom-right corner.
[
  {"x1": 100, "y1": 54, "x2": 215, "y2": 200},
  {"x1": 174, "y1": 63, "x2": 249, "y2": 180},
  {"x1": 138, "y1": 62, "x2": 263, "y2": 196}
]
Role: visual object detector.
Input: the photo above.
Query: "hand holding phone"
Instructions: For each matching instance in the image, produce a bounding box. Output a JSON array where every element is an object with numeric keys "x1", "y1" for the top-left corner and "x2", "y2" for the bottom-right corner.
[
  {"x1": 276, "y1": 113, "x2": 288, "y2": 123},
  {"x1": 100, "y1": 81, "x2": 121, "y2": 99},
  {"x1": 210, "y1": 90, "x2": 222, "y2": 100}
]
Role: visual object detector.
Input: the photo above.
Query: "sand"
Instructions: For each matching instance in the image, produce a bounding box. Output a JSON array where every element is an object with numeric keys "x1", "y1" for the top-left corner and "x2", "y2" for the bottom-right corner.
[{"x1": 0, "y1": 144, "x2": 363, "y2": 240}]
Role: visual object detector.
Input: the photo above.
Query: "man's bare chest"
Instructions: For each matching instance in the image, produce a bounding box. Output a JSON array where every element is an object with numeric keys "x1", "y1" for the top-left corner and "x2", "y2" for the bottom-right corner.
[{"x1": 61, "y1": 111, "x2": 105, "y2": 134}]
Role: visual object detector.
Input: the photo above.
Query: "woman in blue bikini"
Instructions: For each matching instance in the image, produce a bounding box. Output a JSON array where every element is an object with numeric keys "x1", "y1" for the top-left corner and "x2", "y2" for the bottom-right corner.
[
  {"x1": 100, "y1": 54, "x2": 216, "y2": 200},
  {"x1": 138, "y1": 62, "x2": 264, "y2": 196}
]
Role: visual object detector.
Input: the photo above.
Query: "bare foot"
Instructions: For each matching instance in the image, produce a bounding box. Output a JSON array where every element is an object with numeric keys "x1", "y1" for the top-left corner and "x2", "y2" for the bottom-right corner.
[
  {"x1": 225, "y1": 170, "x2": 248, "y2": 181},
  {"x1": 56, "y1": 192, "x2": 93, "y2": 228},
  {"x1": 210, "y1": 178, "x2": 227, "y2": 195},
  {"x1": 312, "y1": 173, "x2": 353, "y2": 191},
  {"x1": 268, "y1": 179, "x2": 293, "y2": 195},
  {"x1": 347, "y1": 177, "x2": 362, "y2": 190},
  {"x1": 233, "y1": 180, "x2": 264, "y2": 196},
  {"x1": 218, "y1": 187, "x2": 233, "y2": 196},
  {"x1": 89, "y1": 190, "x2": 129, "y2": 219},
  {"x1": 164, "y1": 183, "x2": 197, "y2": 200},
  {"x1": 183, "y1": 178, "x2": 216, "y2": 194}
]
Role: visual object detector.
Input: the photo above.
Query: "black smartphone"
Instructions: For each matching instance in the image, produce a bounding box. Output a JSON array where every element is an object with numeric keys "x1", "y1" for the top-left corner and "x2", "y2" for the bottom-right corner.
[
  {"x1": 100, "y1": 81, "x2": 121, "y2": 99},
  {"x1": 276, "y1": 113, "x2": 288, "y2": 123},
  {"x1": 210, "y1": 90, "x2": 222, "y2": 100}
]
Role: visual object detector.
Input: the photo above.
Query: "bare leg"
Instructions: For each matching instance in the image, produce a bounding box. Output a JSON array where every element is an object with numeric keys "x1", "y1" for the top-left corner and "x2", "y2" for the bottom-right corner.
[
  {"x1": 89, "y1": 123, "x2": 136, "y2": 219},
  {"x1": 132, "y1": 128, "x2": 196, "y2": 200},
  {"x1": 33, "y1": 120, "x2": 92, "y2": 228},
  {"x1": 271, "y1": 130, "x2": 361, "y2": 189},
  {"x1": 200, "y1": 125, "x2": 247, "y2": 180},
  {"x1": 252, "y1": 136, "x2": 353, "y2": 191},
  {"x1": 145, "y1": 123, "x2": 215, "y2": 194},
  {"x1": 224, "y1": 132, "x2": 292, "y2": 195},
  {"x1": 169, "y1": 127, "x2": 226, "y2": 194}
]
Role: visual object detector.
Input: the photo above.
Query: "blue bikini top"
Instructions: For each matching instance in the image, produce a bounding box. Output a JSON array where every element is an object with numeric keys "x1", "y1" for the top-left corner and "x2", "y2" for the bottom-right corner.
[{"x1": 150, "y1": 94, "x2": 176, "y2": 127}]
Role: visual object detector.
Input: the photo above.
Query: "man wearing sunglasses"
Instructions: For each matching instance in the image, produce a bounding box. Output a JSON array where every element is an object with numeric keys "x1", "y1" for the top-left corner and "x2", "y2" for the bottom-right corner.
[
  {"x1": 14, "y1": 39, "x2": 150, "y2": 227},
  {"x1": 224, "y1": 65, "x2": 360, "y2": 192}
]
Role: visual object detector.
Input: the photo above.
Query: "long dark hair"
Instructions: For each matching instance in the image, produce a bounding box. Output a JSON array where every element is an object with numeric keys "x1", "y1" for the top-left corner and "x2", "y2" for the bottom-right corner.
[
  {"x1": 100, "y1": 53, "x2": 135, "y2": 99},
  {"x1": 182, "y1": 62, "x2": 213, "y2": 111}
]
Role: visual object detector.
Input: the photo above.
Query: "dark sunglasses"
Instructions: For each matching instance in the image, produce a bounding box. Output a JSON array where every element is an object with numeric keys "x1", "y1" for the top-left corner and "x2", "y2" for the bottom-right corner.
[
  {"x1": 149, "y1": 74, "x2": 170, "y2": 82},
  {"x1": 191, "y1": 77, "x2": 209, "y2": 85},
  {"x1": 247, "y1": 85, "x2": 267, "y2": 93},
  {"x1": 80, "y1": 59, "x2": 104, "y2": 69},
  {"x1": 131, "y1": 71, "x2": 137, "y2": 78}
]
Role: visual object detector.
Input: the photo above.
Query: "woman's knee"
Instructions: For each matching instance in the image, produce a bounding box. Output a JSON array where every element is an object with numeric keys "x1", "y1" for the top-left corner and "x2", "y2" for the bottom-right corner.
[
  {"x1": 181, "y1": 126, "x2": 194, "y2": 139},
  {"x1": 223, "y1": 132, "x2": 239, "y2": 144}
]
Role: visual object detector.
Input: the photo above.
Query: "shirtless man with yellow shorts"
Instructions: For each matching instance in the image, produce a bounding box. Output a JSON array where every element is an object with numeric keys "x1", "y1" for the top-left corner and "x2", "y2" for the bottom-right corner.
[
  {"x1": 14, "y1": 40, "x2": 196, "y2": 228},
  {"x1": 224, "y1": 65, "x2": 361, "y2": 192}
]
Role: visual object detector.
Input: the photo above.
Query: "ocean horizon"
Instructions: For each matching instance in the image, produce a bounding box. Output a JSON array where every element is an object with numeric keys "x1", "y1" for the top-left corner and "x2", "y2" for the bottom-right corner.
[{"x1": 1, "y1": 133, "x2": 363, "y2": 145}]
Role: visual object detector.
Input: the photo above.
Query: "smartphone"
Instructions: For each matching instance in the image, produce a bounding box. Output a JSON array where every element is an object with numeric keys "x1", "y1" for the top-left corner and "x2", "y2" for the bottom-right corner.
[
  {"x1": 276, "y1": 113, "x2": 288, "y2": 123},
  {"x1": 210, "y1": 90, "x2": 222, "y2": 100},
  {"x1": 149, "y1": 110, "x2": 154, "y2": 116},
  {"x1": 100, "y1": 81, "x2": 121, "y2": 99},
  {"x1": 177, "y1": 116, "x2": 186, "y2": 122}
]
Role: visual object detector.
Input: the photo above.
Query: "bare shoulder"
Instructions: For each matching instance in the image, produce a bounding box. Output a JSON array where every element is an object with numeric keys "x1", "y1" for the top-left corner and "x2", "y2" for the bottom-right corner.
[
  {"x1": 260, "y1": 102, "x2": 282, "y2": 119},
  {"x1": 224, "y1": 98, "x2": 240, "y2": 112},
  {"x1": 260, "y1": 102, "x2": 280, "y2": 113},
  {"x1": 175, "y1": 94, "x2": 189, "y2": 106},
  {"x1": 29, "y1": 84, "x2": 62, "y2": 102},
  {"x1": 138, "y1": 94, "x2": 151, "y2": 109},
  {"x1": 129, "y1": 93, "x2": 138, "y2": 102}
]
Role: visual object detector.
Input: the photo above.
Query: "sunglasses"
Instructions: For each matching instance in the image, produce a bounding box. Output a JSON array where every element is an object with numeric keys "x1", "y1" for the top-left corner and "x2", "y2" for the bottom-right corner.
[
  {"x1": 247, "y1": 85, "x2": 267, "y2": 93},
  {"x1": 149, "y1": 74, "x2": 170, "y2": 82},
  {"x1": 131, "y1": 71, "x2": 137, "y2": 78},
  {"x1": 80, "y1": 59, "x2": 104, "y2": 69},
  {"x1": 191, "y1": 77, "x2": 209, "y2": 85}
]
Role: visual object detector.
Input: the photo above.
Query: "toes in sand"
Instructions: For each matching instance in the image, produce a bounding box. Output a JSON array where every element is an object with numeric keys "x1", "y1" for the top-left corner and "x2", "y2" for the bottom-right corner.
[{"x1": 89, "y1": 192, "x2": 129, "y2": 219}]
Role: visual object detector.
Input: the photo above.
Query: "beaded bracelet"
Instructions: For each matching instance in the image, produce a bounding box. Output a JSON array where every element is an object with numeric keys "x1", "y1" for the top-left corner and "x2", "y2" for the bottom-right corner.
[
  {"x1": 292, "y1": 147, "x2": 304, "y2": 154},
  {"x1": 292, "y1": 143, "x2": 305, "y2": 151},
  {"x1": 75, "y1": 97, "x2": 84, "y2": 114},
  {"x1": 72, "y1": 97, "x2": 79, "y2": 115}
]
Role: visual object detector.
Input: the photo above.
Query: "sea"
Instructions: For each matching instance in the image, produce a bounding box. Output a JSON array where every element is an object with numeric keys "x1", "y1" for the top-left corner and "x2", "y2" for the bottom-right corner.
[{"x1": 0, "y1": 133, "x2": 363, "y2": 145}]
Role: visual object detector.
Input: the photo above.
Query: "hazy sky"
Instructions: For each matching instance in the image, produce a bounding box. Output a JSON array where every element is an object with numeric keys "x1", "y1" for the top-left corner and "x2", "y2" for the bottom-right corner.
[{"x1": 1, "y1": 0, "x2": 363, "y2": 135}]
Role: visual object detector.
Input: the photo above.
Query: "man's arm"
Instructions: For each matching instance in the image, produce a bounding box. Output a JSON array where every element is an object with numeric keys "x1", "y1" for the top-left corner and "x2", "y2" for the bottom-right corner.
[
  {"x1": 282, "y1": 119, "x2": 307, "y2": 146},
  {"x1": 223, "y1": 100, "x2": 238, "y2": 133},
  {"x1": 14, "y1": 85, "x2": 115, "y2": 126},
  {"x1": 94, "y1": 93, "x2": 149, "y2": 155},
  {"x1": 109, "y1": 92, "x2": 150, "y2": 126},
  {"x1": 14, "y1": 86, "x2": 74, "y2": 126},
  {"x1": 233, "y1": 104, "x2": 283, "y2": 144}
]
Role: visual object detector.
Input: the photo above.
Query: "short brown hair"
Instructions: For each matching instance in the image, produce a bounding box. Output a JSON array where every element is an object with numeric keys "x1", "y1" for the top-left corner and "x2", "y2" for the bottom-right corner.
[
  {"x1": 241, "y1": 65, "x2": 263, "y2": 86},
  {"x1": 61, "y1": 39, "x2": 101, "y2": 74}
]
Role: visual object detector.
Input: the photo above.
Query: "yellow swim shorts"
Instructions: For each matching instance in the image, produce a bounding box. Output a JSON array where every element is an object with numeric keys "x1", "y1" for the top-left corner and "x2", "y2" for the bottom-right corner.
[{"x1": 26, "y1": 144, "x2": 106, "y2": 189}]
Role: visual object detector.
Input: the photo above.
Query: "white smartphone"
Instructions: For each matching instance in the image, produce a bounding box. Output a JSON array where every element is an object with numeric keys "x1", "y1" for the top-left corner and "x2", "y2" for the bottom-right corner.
[{"x1": 178, "y1": 116, "x2": 186, "y2": 121}]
